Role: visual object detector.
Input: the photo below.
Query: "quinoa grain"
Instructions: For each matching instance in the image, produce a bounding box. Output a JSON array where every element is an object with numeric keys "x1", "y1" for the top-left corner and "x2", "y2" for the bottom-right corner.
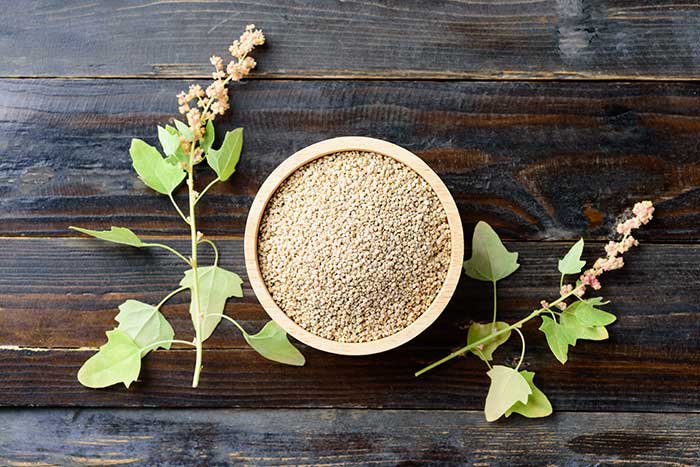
[{"x1": 258, "y1": 151, "x2": 451, "y2": 342}]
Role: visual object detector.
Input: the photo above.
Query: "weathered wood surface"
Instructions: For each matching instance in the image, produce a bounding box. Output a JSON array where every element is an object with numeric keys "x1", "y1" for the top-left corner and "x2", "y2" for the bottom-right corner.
[
  {"x1": 1, "y1": 409, "x2": 699, "y2": 467},
  {"x1": 0, "y1": 238, "x2": 697, "y2": 410},
  {"x1": 4, "y1": 0, "x2": 700, "y2": 80},
  {"x1": 2, "y1": 342, "x2": 698, "y2": 410},
  {"x1": 2, "y1": 78, "x2": 699, "y2": 240},
  {"x1": 1, "y1": 239, "x2": 697, "y2": 349},
  {"x1": 2, "y1": 0, "x2": 700, "y2": 462}
]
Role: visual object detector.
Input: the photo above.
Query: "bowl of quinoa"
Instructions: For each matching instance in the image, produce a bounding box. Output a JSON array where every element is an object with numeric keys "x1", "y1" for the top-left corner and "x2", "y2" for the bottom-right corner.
[{"x1": 244, "y1": 137, "x2": 464, "y2": 355}]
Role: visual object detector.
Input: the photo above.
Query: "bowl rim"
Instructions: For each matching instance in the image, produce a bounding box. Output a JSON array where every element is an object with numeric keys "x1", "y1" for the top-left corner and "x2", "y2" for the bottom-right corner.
[{"x1": 244, "y1": 136, "x2": 464, "y2": 355}]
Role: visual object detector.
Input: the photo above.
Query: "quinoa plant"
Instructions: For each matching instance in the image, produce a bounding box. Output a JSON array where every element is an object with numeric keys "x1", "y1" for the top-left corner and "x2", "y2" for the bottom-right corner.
[
  {"x1": 72, "y1": 25, "x2": 304, "y2": 389},
  {"x1": 415, "y1": 201, "x2": 655, "y2": 421}
]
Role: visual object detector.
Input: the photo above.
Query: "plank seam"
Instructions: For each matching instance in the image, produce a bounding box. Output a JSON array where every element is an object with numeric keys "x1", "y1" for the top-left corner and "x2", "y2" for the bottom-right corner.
[{"x1": 3, "y1": 75, "x2": 700, "y2": 84}]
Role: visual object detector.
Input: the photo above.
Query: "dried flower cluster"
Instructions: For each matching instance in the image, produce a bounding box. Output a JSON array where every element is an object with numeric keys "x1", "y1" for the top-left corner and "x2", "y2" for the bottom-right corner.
[
  {"x1": 177, "y1": 24, "x2": 265, "y2": 152},
  {"x1": 537, "y1": 202, "x2": 655, "y2": 314},
  {"x1": 540, "y1": 201, "x2": 657, "y2": 313},
  {"x1": 562, "y1": 201, "x2": 653, "y2": 305}
]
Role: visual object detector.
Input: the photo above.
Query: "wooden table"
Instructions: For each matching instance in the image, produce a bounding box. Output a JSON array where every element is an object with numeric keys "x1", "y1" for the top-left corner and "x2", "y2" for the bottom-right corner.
[{"x1": 2, "y1": 1, "x2": 699, "y2": 465}]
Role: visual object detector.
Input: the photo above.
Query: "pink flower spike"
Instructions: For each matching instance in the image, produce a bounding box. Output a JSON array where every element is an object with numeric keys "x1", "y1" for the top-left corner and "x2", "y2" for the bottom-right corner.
[
  {"x1": 188, "y1": 84, "x2": 204, "y2": 99},
  {"x1": 540, "y1": 300, "x2": 550, "y2": 309},
  {"x1": 226, "y1": 61, "x2": 245, "y2": 81},
  {"x1": 210, "y1": 55, "x2": 224, "y2": 71},
  {"x1": 556, "y1": 302, "x2": 567, "y2": 311},
  {"x1": 560, "y1": 284, "x2": 573, "y2": 296},
  {"x1": 581, "y1": 271, "x2": 598, "y2": 287},
  {"x1": 633, "y1": 200, "x2": 655, "y2": 224},
  {"x1": 602, "y1": 256, "x2": 624, "y2": 272},
  {"x1": 605, "y1": 241, "x2": 618, "y2": 257},
  {"x1": 618, "y1": 235, "x2": 638, "y2": 254},
  {"x1": 242, "y1": 56, "x2": 257, "y2": 71}
]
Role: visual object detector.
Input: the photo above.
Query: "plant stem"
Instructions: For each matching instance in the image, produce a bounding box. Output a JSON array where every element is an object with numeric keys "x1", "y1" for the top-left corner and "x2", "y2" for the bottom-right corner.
[
  {"x1": 204, "y1": 313, "x2": 246, "y2": 335},
  {"x1": 140, "y1": 339, "x2": 197, "y2": 355},
  {"x1": 187, "y1": 148, "x2": 204, "y2": 388},
  {"x1": 169, "y1": 193, "x2": 190, "y2": 225},
  {"x1": 491, "y1": 280, "x2": 497, "y2": 329},
  {"x1": 142, "y1": 242, "x2": 191, "y2": 266},
  {"x1": 513, "y1": 328, "x2": 526, "y2": 371},
  {"x1": 156, "y1": 286, "x2": 188, "y2": 310},
  {"x1": 181, "y1": 72, "x2": 234, "y2": 388},
  {"x1": 476, "y1": 349, "x2": 492, "y2": 370},
  {"x1": 194, "y1": 178, "x2": 220, "y2": 206},
  {"x1": 200, "y1": 239, "x2": 219, "y2": 266},
  {"x1": 414, "y1": 291, "x2": 576, "y2": 377}
]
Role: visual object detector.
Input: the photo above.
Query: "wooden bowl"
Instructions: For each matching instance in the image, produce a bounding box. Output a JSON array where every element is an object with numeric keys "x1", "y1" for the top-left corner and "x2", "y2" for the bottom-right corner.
[{"x1": 244, "y1": 137, "x2": 464, "y2": 355}]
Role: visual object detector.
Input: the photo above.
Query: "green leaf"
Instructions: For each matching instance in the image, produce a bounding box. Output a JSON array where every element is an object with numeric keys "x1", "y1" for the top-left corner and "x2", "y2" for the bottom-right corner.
[
  {"x1": 539, "y1": 315, "x2": 574, "y2": 364},
  {"x1": 77, "y1": 329, "x2": 141, "y2": 389},
  {"x1": 201, "y1": 119, "x2": 215, "y2": 153},
  {"x1": 568, "y1": 300, "x2": 617, "y2": 327},
  {"x1": 158, "y1": 125, "x2": 181, "y2": 156},
  {"x1": 130, "y1": 139, "x2": 186, "y2": 194},
  {"x1": 242, "y1": 321, "x2": 305, "y2": 366},
  {"x1": 484, "y1": 365, "x2": 532, "y2": 422},
  {"x1": 115, "y1": 300, "x2": 174, "y2": 354},
  {"x1": 159, "y1": 125, "x2": 189, "y2": 167},
  {"x1": 505, "y1": 371, "x2": 553, "y2": 418},
  {"x1": 558, "y1": 238, "x2": 586, "y2": 275},
  {"x1": 586, "y1": 296, "x2": 610, "y2": 307},
  {"x1": 467, "y1": 321, "x2": 511, "y2": 361},
  {"x1": 463, "y1": 221, "x2": 520, "y2": 282},
  {"x1": 180, "y1": 266, "x2": 243, "y2": 342},
  {"x1": 206, "y1": 128, "x2": 242, "y2": 181},
  {"x1": 69, "y1": 226, "x2": 143, "y2": 247},
  {"x1": 173, "y1": 119, "x2": 194, "y2": 141},
  {"x1": 560, "y1": 312, "x2": 608, "y2": 343}
]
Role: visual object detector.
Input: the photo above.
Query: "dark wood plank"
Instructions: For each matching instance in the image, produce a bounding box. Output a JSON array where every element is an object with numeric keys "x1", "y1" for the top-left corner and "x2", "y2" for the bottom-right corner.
[
  {"x1": 1, "y1": 343, "x2": 698, "y2": 410},
  {"x1": 0, "y1": 238, "x2": 698, "y2": 410},
  {"x1": 4, "y1": 1, "x2": 700, "y2": 80},
  {"x1": 1, "y1": 409, "x2": 699, "y2": 466},
  {"x1": 2, "y1": 238, "x2": 697, "y2": 349},
  {"x1": 2, "y1": 78, "x2": 699, "y2": 240}
]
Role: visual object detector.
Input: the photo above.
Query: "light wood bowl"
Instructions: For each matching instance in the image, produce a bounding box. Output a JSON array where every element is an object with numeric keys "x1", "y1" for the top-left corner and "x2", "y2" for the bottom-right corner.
[{"x1": 244, "y1": 137, "x2": 464, "y2": 355}]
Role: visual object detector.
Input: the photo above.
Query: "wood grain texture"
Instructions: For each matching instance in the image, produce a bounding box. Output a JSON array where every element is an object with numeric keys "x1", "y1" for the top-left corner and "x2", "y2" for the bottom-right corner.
[
  {"x1": 2, "y1": 0, "x2": 699, "y2": 459},
  {"x1": 2, "y1": 238, "x2": 697, "y2": 349},
  {"x1": 2, "y1": 409, "x2": 699, "y2": 467},
  {"x1": 3, "y1": 0, "x2": 700, "y2": 80},
  {"x1": 1, "y1": 343, "x2": 698, "y2": 410},
  {"x1": 2, "y1": 78, "x2": 700, "y2": 240},
  {"x1": 0, "y1": 238, "x2": 697, "y2": 410}
]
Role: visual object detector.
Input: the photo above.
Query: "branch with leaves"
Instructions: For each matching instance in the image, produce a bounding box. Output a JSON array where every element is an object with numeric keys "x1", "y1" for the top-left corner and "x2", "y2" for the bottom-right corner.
[
  {"x1": 72, "y1": 25, "x2": 305, "y2": 390},
  {"x1": 415, "y1": 201, "x2": 655, "y2": 421}
]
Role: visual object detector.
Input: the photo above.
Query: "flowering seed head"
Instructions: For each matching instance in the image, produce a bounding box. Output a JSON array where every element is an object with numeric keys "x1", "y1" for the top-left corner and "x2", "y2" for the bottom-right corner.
[
  {"x1": 575, "y1": 200, "x2": 654, "y2": 297},
  {"x1": 632, "y1": 200, "x2": 654, "y2": 224},
  {"x1": 560, "y1": 284, "x2": 573, "y2": 297},
  {"x1": 174, "y1": 25, "x2": 264, "y2": 135},
  {"x1": 210, "y1": 55, "x2": 224, "y2": 71}
]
